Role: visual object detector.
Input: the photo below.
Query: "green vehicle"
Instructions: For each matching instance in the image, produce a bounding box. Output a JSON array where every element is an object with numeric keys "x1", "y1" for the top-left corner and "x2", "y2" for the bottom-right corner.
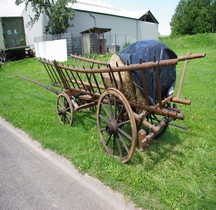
[{"x1": 0, "y1": 16, "x2": 29, "y2": 61}]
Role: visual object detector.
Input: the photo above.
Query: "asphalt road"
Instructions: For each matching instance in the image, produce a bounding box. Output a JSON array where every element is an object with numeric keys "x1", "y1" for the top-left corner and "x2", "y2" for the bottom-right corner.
[{"x1": 0, "y1": 117, "x2": 138, "y2": 210}]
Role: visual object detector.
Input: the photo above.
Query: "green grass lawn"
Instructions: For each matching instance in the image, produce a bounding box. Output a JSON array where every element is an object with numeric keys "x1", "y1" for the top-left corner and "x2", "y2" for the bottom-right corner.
[{"x1": 0, "y1": 33, "x2": 215, "y2": 209}]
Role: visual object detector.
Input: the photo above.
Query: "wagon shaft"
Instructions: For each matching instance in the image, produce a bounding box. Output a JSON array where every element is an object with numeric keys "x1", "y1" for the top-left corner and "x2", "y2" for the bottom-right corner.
[{"x1": 15, "y1": 74, "x2": 60, "y2": 95}]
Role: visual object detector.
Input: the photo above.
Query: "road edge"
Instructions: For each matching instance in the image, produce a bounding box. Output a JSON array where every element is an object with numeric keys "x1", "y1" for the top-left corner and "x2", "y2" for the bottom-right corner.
[{"x1": 0, "y1": 117, "x2": 141, "y2": 210}]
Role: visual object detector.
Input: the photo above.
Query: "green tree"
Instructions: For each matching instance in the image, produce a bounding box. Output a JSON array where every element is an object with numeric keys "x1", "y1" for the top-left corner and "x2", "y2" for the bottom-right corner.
[
  {"x1": 170, "y1": 0, "x2": 216, "y2": 35},
  {"x1": 210, "y1": 0, "x2": 216, "y2": 32},
  {"x1": 15, "y1": 0, "x2": 76, "y2": 34}
]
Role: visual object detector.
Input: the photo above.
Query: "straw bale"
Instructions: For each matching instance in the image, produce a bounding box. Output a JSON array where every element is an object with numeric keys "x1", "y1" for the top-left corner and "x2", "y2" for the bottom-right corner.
[{"x1": 103, "y1": 54, "x2": 146, "y2": 107}]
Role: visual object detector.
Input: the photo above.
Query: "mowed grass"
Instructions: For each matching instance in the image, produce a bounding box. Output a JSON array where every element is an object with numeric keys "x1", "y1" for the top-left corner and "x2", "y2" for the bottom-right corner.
[{"x1": 0, "y1": 33, "x2": 215, "y2": 209}]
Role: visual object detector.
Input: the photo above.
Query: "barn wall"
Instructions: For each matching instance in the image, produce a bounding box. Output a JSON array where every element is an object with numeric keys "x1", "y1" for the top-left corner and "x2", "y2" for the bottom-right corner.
[
  {"x1": 138, "y1": 21, "x2": 158, "y2": 40},
  {"x1": 68, "y1": 10, "x2": 158, "y2": 43},
  {"x1": 22, "y1": 8, "x2": 158, "y2": 49}
]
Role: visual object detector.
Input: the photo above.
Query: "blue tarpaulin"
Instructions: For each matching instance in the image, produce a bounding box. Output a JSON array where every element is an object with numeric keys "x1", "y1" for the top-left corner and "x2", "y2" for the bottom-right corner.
[{"x1": 118, "y1": 40, "x2": 177, "y2": 105}]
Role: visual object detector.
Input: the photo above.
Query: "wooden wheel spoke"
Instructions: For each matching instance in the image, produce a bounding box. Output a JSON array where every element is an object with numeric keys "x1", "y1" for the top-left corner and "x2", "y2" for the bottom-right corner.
[
  {"x1": 118, "y1": 133, "x2": 129, "y2": 153},
  {"x1": 100, "y1": 127, "x2": 106, "y2": 132},
  {"x1": 106, "y1": 95, "x2": 114, "y2": 119},
  {"x1": 58, "y1": 98, "x2": 67, "y2": 109},
  {"x1": 60, "y1": 114, "x2": 64, "y2": 122},
  {"x1": 116, "y1": 105, "x2": 125, "y2": 122},
  {"x1": 58, "y1": 99, "x2": 64, "y2": 107},
  {"x1": 99, "y1": 114, "x2": 109, "y2": 123},
  {"x1": 63, "y1": 98, "x2": 68, "y2": 106},
  {"x1": 114, "y1": 96, "x2": 117, "y2": 120},
  {"x1": 63, "y1": 114, "x2": 68, "y2": 124},
  {"x1": 118, "y1": 128, "x2": 132, "y2": 141},
  {"x1": 65, "y1": 116, "x2": 69, "y2": 124},
  {"x1": 113, "y1": 135, "x2": 116, "y2": 155},
  {"x1": 57, "y1": 104, "x2": 62, "y2": 109},
  {"x1": 61, "y1": 115, "x2": 66, "y2": 123},
  {"x1": 101, "y1": 102, "x2": 111, "y2": 120},
  {"x1": 117, "y1": 119, "x2": 130, "y2": 127},
  {"x1": 106, "y1": 133, "x2": 113, "y2": 146},
  {"x1": 149, "y1": 114, "x2": 160, "y2": 123},
  {"x1": 61, "y1": 97, "x2": 66, "y2": 105},
  {"x1": 116, "y1": 137, "x2": 123, "y2": 158},
  {"x1": 65, "y1": 112, "x2": 71, "y2": 122}
]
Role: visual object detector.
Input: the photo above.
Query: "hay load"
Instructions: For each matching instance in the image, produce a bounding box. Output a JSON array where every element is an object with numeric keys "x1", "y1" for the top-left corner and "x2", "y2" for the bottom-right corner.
[
  {"x1": 105, "y1": 54, "x2": 146, "y2": 106},
  {"x1": 104, "y1": 40, "x2": 177, "y2": 107}
]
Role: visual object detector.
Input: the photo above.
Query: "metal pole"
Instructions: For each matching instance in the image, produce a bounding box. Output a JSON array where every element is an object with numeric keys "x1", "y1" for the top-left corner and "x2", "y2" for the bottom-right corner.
[{"x1": 115, "y1": 34, "x2": 116, "y2": 53}]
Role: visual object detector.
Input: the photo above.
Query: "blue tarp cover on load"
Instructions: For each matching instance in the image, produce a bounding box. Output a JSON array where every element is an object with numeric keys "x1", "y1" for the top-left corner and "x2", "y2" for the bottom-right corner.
[{"x1": 118, "y1": 40, "x2": 177, "y2": 105}]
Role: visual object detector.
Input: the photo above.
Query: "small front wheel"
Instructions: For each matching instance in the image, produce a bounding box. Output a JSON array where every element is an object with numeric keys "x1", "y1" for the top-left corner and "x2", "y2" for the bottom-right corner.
[
  {"x1": 56, "y1": 92, "x2": 74, "y2": 126},
  {"x1": 96, "y1": 88, "x2": 137, "y2": 163}
]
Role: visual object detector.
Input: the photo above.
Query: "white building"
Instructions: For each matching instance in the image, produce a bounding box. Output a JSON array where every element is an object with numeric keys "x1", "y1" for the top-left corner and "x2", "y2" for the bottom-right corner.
[{"x1": 22, "y1": 1, "x2": 159, "y2": 54}]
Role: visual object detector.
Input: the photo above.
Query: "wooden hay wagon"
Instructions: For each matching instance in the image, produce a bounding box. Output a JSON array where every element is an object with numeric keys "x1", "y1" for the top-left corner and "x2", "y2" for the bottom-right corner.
[{"x1": 17, "y1": 52, "x2": 205, "y2": 163}]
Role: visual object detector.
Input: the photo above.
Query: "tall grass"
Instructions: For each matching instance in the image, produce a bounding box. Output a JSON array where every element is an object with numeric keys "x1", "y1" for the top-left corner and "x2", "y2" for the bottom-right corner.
[{"x1": 0, "y1": 33, "x2": 215, "y2": 209}]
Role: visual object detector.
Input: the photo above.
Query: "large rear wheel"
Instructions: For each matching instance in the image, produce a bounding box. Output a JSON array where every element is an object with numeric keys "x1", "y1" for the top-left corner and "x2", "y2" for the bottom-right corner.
[{"x1": 97, "y1": 88, "x2": 137, "y2": 163}]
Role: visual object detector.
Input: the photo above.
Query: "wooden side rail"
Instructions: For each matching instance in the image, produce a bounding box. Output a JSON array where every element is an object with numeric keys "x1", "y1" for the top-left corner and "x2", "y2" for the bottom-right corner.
[
  {"x1": 71, "y1": 54, "x2": 108, "y2": 65},
  {"x1": 38, "y1": 52, "x2": 205, "y2": 111},
  {"x1": 39, "y1": 58, "x2": 108, "y2": 95}
]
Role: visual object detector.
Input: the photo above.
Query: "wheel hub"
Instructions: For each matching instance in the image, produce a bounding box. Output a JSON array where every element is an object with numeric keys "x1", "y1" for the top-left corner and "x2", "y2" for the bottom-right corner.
[
  {"x1": 106, "y1": 120, "x2": 118, "y2": 135},
  {"x1": 58, "y1": 107, "x2": 66, "y2": 115}
]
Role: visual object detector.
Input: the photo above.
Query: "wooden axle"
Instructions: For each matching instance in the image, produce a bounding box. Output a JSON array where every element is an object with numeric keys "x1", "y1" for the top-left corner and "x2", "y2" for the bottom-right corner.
[{"x1": 133, "y1": 112, "x2": 167, "y2": 134}]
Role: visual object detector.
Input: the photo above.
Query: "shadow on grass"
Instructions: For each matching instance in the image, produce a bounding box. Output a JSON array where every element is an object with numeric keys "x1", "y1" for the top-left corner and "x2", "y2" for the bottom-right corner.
[
  {"x1": 130, "y1": 128, "x2": 185, "y2": 168},
  {"x1": 69, "y1": 110, "x2": 186, "y2": 169},
  {"x1": 32, "y1": 94, "x2": 56, "y2": 104},
  {"x1": 73, "y1": 109, "x2": 97, "y2": 128}
]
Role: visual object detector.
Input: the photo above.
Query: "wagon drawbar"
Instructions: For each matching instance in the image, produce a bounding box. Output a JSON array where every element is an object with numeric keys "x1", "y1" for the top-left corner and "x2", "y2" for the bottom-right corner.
[{"x1": 16, "y1": 51, "x2": 205, "y2": 163}]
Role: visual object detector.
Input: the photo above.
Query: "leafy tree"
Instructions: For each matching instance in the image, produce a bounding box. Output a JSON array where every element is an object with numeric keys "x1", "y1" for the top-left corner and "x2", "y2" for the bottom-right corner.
[
  {"x1": 210, "y1": 0, "x2": 216, "y2": 32},
  {"x1": 15, "y1": 0, "x2": 76, "y2": 34},
  {"x1": 170, "y1": 0, "x2": 216, "y2": 35}
]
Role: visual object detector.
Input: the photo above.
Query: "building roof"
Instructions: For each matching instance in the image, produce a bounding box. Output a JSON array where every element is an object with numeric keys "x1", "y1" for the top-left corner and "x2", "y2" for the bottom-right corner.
[
  {"x1": 69, "y1": 1, "x2": 158, "y2": 23},
  {"x1": 81, "y1": 27, "x2": 111, "y2": 34}
]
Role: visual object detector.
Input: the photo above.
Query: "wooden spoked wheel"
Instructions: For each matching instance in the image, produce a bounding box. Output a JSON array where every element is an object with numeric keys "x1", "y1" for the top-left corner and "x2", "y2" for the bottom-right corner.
[
  {"x1": 97, "y1": 88, "x2": 137, "y2": 163},
  {"x1": 56, "y1": 92, "x2": 74, "y2": 126}
]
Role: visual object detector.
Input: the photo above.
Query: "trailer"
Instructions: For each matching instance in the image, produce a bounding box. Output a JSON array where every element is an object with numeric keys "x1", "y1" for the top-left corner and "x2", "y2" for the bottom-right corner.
[
  {"x1": 0, "y1": 16, "x2": 29, "y2": 61},
  {"x1": 16, "y1": 40, "x2": 206, "y2": 163}
]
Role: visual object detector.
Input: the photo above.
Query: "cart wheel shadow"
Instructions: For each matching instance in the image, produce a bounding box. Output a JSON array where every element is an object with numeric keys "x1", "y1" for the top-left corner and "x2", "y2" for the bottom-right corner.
[
  {"x1": 72, "y1": 113, "x2": 186, "y2": 167},
  {"x1": 130, "y1": 129, "x2": 185, "y2": 167},
  {"x1": 73, "y1": 109, "x2": 97, "y2": 128}
]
